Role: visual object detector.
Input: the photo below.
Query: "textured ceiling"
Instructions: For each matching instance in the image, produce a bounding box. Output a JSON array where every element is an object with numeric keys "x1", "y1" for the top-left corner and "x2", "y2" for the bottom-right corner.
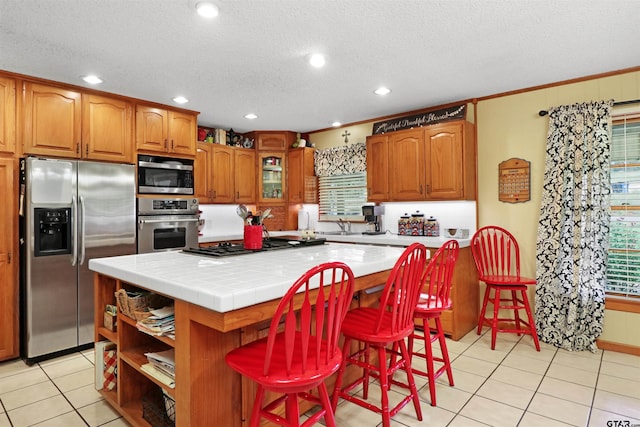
[{"x1": 1, "y1": 0, "x2": 639, "y2": 133}]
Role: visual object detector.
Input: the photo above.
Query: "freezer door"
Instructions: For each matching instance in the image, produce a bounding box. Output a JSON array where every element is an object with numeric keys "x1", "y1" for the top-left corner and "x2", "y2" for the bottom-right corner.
[
  {"x1": 77, "y1": 161, "x2": 136, "y2": 345},
  {"x1": 24, "y1": 158, "x2": 78, "y2": 358}
]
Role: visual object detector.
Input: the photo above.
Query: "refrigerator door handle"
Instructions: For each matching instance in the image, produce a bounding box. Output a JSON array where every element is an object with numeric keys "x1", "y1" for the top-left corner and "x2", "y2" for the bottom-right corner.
[
  {"x1": 71, "y1": 195, "x2": 78, "y2": 266},
  {"x1": 79, "y1": 195, "x2": 86, "y2": 265}
]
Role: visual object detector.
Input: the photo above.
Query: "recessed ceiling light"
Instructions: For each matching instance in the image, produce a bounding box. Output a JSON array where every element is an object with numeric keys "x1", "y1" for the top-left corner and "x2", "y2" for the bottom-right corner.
[
  {"x1": 173, "y1": 96, "x2": 189, "y2": 104},
  {"x1": 82, "y1": 75, "x2": 103, "y2": 84},
  {"x1": 308, "y1": 53, "x2": 326, "y2": 68},
  {"x1": 331, "y1": 121, "x2": 342, "y2": 127},
  {"x1": 244, "y1": 113, "x2": 258, "y2": 120},
  {"x1": 196, "y1": 2, "x2": 219, "y2": 18},
  {"x1": 374, "y1": 87, "x2": 391, "y2": 96}
]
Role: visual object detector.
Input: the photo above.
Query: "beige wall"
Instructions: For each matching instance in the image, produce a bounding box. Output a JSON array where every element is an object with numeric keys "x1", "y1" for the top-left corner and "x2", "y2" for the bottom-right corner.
[
  {"x1": 309, "y1": 72, "x2": 640, "y2": 349},
  {"x1": 477, "y1": 71, "x2": 640, "y2": 348}
]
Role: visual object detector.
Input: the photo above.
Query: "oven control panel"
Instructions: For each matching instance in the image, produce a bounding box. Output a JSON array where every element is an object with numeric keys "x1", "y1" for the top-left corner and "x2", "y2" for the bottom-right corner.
[{"x1": 138, "y1": 198, "x2": 199, "y2": 215}]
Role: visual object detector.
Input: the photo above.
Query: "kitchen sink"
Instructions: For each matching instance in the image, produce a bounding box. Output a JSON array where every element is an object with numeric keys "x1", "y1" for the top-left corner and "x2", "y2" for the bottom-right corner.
[{"x1": 315, "y1": 231, "x2": 359, "y2": 236}]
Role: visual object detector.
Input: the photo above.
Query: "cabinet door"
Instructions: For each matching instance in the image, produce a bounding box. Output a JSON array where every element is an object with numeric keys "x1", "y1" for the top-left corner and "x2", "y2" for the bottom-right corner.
[
  {"x1": 234, "y1": 148, "x2": 256, "y2": 203},
  {"x1": 0, "y1": 158, "x2": 17, "y2": 360},
  {"x1": 365, "y1": 134, "x2": 389, "y2": 201},
  {"x1": 288, "y1": 148, "x2": 304, "y2": 203},
  {"x1": 211, "y1": 144, "x2": 234, "y2": 203},
  {"x1": 258, "y1": 152, "x2": 286, "y2": 203},
  {"x1": 24, "y1": 83, "x2": 82, "y2": 158},
  {"x1": 136, "y1": 105, "x2": 168, "y2": 153},
  {"x1": 388, "y1": 128, "x2": 424, "y2": 200},
  {"x1": 0, "y1": 77, "x2": 16, "y2": 154},
  {"x1": 195, "y1": 143, "x2": 213, "y2": 203},
  {"x1": 168, "y1": 111, "x2": 196, "y2": 156},
  {"x1": 424, "y1": 123, "x2": 464, "y2": 199},
  {"x1": 82, "y1": 94, "x2": 133, "y2": 162},
  {"x1": 255, "y1": 132, "x2": 290, "y2": 150}
]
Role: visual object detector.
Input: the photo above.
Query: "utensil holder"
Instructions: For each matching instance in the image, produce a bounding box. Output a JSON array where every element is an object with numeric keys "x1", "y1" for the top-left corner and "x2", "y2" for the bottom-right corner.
[{"x1": 244, "y1": 225, "x2": 263, "y2": 250}]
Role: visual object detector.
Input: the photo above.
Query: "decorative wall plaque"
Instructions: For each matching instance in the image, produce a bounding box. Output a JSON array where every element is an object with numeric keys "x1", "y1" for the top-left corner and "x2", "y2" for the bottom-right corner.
[{"x1": 499, "y1": 158, "x2": 530, "y2": 203}]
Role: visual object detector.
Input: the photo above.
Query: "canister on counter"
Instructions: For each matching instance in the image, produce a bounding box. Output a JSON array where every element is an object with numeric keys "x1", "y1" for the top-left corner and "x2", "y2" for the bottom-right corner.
[
  {"x1": 410, "y1": 211, "x2": 425, "y2": 236},
  {"x1": 425, "y1": 216, "x2": 440, "y2": 236},
  {"x1": 398, "y1": 213, "x2": 410, "y2": 236}
]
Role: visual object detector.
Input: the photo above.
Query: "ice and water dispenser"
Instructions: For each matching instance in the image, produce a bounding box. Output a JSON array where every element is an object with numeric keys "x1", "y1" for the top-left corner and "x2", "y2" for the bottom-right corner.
[{"x1": 33, "y1": 208, "x2": 72, "y2": 257}]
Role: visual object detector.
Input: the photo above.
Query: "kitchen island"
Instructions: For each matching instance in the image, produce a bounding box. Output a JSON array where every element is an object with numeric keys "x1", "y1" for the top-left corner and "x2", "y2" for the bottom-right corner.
[{"x1": 89, "y1": 242, "x2": 407, "y2": 426}]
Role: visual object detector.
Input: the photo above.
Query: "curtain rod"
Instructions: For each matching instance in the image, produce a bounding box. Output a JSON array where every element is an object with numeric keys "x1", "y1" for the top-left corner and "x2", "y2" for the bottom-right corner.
[{"x1": 538, "y1": 99, "x2": 640, "y2": 117}]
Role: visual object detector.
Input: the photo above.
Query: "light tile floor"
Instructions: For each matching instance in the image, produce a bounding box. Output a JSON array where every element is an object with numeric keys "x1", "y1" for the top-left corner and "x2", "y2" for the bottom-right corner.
[{"x1": 1, "y1": 329, "x2": 639, "y2": 426}]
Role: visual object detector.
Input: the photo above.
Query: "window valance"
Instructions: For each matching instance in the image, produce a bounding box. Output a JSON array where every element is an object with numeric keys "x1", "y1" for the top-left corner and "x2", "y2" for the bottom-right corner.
[{"x1": 314, "y1": 143, "x2": 366, "y2": 177}]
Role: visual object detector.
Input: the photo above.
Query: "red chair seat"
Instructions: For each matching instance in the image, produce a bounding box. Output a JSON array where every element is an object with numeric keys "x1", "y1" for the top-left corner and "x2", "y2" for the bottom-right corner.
[
  {"x1": 226, "y1": 333, "x2": 343, "y2": 392},
  {"x1": 340, "y1": 307, "x2": 414, "y2": 343}
]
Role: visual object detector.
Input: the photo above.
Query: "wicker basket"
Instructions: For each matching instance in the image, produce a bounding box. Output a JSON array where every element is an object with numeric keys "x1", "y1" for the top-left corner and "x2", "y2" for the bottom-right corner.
[
  {"x1": 142, "y1": 387, "x2": 175, "y2": 427},
  {"x1": 115, "y1": 290, "x2": 171, "y2": 321}
]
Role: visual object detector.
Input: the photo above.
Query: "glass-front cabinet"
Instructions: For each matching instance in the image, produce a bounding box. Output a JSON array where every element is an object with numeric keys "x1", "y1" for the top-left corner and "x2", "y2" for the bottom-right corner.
[{"x1": 258, "y1": 152, "x2": 286, "y2": 203}]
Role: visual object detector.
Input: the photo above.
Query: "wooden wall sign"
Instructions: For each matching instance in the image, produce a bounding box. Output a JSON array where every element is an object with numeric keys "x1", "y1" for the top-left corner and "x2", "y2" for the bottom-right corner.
[
  {"x1": 499, "y1": 158, "x2": 530, "y2": 203},
  {"x1": 372, "y1": 104, "x2": 466, "y2": 134}
]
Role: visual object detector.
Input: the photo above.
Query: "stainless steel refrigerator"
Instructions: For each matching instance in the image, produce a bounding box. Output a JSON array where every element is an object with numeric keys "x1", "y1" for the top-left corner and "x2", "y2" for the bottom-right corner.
[{"x1": 20, "y1": 157, "x2": 136, "y2": 363}]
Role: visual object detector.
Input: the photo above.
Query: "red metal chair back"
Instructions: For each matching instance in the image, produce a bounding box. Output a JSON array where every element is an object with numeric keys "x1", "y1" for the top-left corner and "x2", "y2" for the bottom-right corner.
[
  {"x1": 420, "y1": 239, "x2": 459, "y2": 310},
  {"x1": 376, "y1": 243, "x2": 428, "y2": 336},
  {"x1": 262, "y1": 262, "x2": 355, "y2": 377},
  {"x1": 471, "y1": 226, "x2": 523, "y2": 281}
]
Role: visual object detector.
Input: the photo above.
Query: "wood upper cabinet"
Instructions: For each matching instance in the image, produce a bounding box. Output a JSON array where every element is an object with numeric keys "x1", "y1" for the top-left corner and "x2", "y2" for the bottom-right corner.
[
  {"x1": 82, "y1": 94, "x2": 133, "y2": 162},
  {"x1": 258, "y1": 151, "x2": 286, "y2": 203},
  {"x1": 249, "y1": 131, "x2": 294, "y2": 151},
  {"x1": 388, "y1": 128, "x2": 425, "y2": 200},
  {"x1": 23, "y1": 82, "x2": 82, "y2": 158},
  {"x1": 0, "y1": 158, "x2": 17, "y2": 361},
  {"x1": 366, "y1": 120, "x2": 476, "y2": 201},
  {"x1": 196, "y1": 143, "x2": 255, "y2": 204},
  {"x1": 136, "y1": 105, "x2": 197, "y2": 156},
  {"x1": 365, "y1": 134, "x2": 389, "y2": 202},
  {"x1": 0, "y1": 76, "x2": 16, "y2": 154},
  {"x1": 195, "y1": 142, "x2": 214, "y2": 202},
  {"x1": 23, "y1": 83, "x2": 133, "y2": 161},
  {"x1": 234, "y1": 148, "x2": 256, "y2": 203},
  {"x1": 424, "y1": 121, "x2": 476, "y2": 200},
  {"x1": 287, "y1": 148, "x2": 316, "y2": 204}
]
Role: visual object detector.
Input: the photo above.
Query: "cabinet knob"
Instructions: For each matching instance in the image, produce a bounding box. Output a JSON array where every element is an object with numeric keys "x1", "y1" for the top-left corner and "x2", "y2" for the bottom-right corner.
[{"x1": 76, "y1": 142, "x2": 80, "y2": 154}]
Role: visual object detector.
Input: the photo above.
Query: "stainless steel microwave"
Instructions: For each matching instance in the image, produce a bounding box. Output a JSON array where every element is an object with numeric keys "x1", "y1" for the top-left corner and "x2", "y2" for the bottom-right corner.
[{"x1": 137, "y1": 155, "x2": 194, "y2": 195}]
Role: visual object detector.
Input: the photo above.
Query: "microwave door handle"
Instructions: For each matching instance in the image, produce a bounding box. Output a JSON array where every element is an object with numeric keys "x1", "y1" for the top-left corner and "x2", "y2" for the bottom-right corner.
[
  {"x1": 79, "y1": 195, "x2": 86, "y2": 265},
  {"x1": 71, "y1": 195, "x2": 78, "y2": 266},
  {"x1": 138, "y1": 218, "x2": 198, "y2": 224}
]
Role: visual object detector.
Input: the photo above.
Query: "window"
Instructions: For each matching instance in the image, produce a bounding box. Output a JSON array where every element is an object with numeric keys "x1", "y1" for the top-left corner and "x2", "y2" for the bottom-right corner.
[
  {"x1": 318, "y1": 172, "x2": 367, "y2": 221},
  {"x1": 314, "y1": 143, "x2": 368, "y2": 221},
  {"x1": 607, "y1": 112, "x2": 640, "y2": 298}
]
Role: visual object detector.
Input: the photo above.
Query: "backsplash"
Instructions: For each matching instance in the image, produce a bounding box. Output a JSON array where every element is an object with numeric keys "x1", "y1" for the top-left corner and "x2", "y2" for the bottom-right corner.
[{"x1": 199, "y1": 201, "x2": 476, "y2": 238}]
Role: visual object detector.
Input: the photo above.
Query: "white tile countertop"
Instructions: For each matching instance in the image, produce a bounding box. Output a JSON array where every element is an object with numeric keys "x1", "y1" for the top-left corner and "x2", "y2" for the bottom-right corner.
[
  {"x1": 199, "y1": 230, "x2": 470, "y2": 248},
  {"x1": 88, "y1": 242, "x2": 407, "y2": 313}
]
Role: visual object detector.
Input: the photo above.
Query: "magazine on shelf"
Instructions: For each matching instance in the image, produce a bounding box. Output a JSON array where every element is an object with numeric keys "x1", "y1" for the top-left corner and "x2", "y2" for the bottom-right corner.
[{"x1": 136, "y1": 305, "x2": 175, "y2": 338}]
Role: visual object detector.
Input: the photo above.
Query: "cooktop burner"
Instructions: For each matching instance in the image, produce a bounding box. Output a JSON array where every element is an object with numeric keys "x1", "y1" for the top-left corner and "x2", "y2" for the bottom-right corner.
[{"x1": 182, "y1": 236, "x2": 326, "y2": 257}]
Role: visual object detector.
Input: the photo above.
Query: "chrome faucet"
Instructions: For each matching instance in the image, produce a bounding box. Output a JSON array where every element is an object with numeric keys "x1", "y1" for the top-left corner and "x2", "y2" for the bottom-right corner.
[{"x1": 336, "y1": 219, "x2": 351, "y2": 232}]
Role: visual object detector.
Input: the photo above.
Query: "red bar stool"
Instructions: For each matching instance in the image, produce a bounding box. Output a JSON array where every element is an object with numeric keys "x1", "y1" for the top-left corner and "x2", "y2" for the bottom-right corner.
[
  {"x1": 407, "y1": 239, "x2": 459, "y2": 407},
  {"x1": 225, "y1": 262, "x2": 355, "y2": 427},
  {"x1": 471, "y1": 226, "x2": 541, "y2": 351},
  {"x1": 331, "y1": 243, "x2": 428, "y2": 427}
]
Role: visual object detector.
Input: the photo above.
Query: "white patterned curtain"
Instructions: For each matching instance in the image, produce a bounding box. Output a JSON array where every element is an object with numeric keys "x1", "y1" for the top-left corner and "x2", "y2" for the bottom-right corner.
[
  {"x1": 535, "y1": 100, "x2": 613, "y2": 352},
  {"x1": 314, "y1": 143, "x2": 366, "y2": 176}
]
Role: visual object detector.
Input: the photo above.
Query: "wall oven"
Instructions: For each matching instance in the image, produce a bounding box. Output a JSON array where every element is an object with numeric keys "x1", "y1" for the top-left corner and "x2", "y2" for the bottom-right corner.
[
  {"x1": 138, "y1": 154, "x2": 194, "y2": 195},
  {"x1": 137, "y1": 198, "x2": 199, "y2": 253}
]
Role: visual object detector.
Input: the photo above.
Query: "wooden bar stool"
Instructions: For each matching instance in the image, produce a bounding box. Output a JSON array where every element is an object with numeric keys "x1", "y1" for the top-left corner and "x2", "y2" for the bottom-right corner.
[
  {"x1": 331, "y1": 243, "x2": 428, "y2": 427},
  {"x1": 407, "y1": 239, "x2": 459, "y2": 407},
  {"x1": 225, "y1": 262, "x2": 355, "y2": 427},
  {"x1": 471, "y1": 226, "x2": 540, "y2": 351}
]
